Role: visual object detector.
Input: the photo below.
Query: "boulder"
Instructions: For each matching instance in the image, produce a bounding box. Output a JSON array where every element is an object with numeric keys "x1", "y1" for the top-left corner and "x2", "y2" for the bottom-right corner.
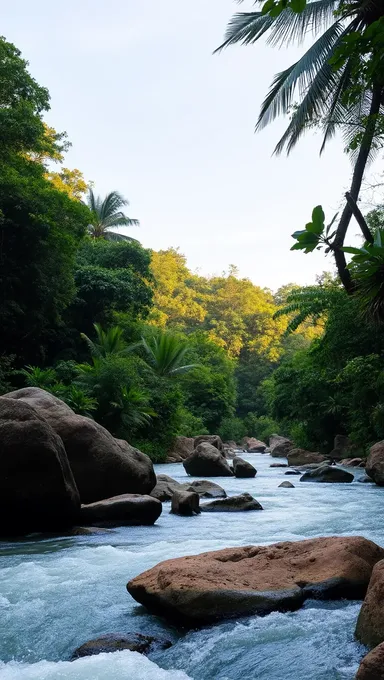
[
  {"x1": 287, "y1": 449, "x2": 327, "y2": 467},
  {"x1": 300, "y1": 466, "x2": 354, "y2": 483},
  {"x1": 270, "y1": 463, "x2": 288, "y2": 468},
  {"x1": 4, "y1": 388, "x2": 156, "y2": 503},
  {"x1": 243, "y1": 437, "x2": 267, "y2": 453},
  {"x1": 71, "y1": 633, "x2": 172, "y2": 660},
  {"x1": 183, "y1": 442, "x2": 233, "y2": 477},
  {"x1": 0, "y1": 397, "x2": 80, "y2": 536},
  {"x1": 186, "y1": 480, "x2": 227, "y2": 498},
  {"x1": 279, "y1": 481, "x2": 295, "y2": 488},
  {"x1": 366, "y1": 442, "x2": 384, "y2": 486},
  {"x1": 166, "y1": 436, "x2": 195, "y2": 463},
  {"x1": 150, "y1": 474, "x2": 192, "y2": 502},
  {"x1": 340, "y1": 457, "x2": 365, "y2": 467},
  {"x1": 355, "y1": 642, "x2": 384, "y2": 680},
  {"x1": 80, "y1": 494, "x2": 162, "y2": 527},
  {"x1": 170, "y1": 490, "x2": 200, "y2": 516},
  {"x1": 330, "y1": 434, "x2": 353, "y2": 461},
  {"x1": 194, "y1": 435, "x2": 223, "y2": 452},
  {"x1": 200, "y1": 493, "x2": 263, "y2": 512},
  {"x1": 127, "y1": 536, "x2": 384, "y2": 627},
  {"x1": 232, "y1": 457, "x2": 257, "y2": 478},
  {"x1": 356, "y1": 560, "x2": 384, "y2": 648},
  {"x1": 269, "y1": 434, "x2": 293, "y2": 458},
  {"x1": 223, "y1": 446, "x2": 237, "y2": 459}
]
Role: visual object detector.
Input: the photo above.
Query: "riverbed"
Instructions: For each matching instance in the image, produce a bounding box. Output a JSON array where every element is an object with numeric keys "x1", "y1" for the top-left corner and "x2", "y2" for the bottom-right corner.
[{"x1": 0, "y1": 454, "x2": 378, "y2": 679}]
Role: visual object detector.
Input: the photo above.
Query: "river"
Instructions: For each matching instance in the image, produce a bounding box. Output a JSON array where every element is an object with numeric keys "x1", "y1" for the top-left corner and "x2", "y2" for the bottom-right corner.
[{"x1": 0, "y1": 453, "x2": 378, "y2": 679}]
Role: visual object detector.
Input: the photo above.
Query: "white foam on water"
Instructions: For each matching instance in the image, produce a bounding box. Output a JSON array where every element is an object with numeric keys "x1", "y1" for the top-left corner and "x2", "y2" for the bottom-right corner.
[
  {"x1": 0, "y1": 651, "x2": 192, "y2": 680},
  {"x1": 0, "y1": 455, "x2": 378, "y2": 679}
]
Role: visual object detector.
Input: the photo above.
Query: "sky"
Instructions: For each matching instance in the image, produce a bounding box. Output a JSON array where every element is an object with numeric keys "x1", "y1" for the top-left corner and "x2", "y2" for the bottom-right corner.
[{"x1": 2, "y1": 0, "x2": 374, "y2": 290}]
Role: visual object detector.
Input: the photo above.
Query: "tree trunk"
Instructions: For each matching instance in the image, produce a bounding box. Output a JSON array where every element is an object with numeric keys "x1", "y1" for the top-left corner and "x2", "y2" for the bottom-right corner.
[{"x1": 333, "y1": 84, "x2": 383, "y2": 292}]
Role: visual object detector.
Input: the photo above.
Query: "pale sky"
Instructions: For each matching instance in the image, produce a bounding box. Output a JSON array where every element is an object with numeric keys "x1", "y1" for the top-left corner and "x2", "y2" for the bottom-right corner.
[{"x1": 3, "y1": 0, "x2": 373, "y2": 290}]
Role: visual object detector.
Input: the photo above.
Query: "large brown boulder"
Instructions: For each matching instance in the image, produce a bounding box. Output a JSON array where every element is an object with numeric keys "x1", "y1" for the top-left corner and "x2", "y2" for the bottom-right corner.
[
  {"x1": 127, "y1": 536, "x2": 384, "y2": 627},
  {"x1": 0, "y1": 397, "x2": 80, "y2": 536},
  {"x1": 4, "y1": 388, "x2": 156, "y2": 504},
  {"x1": 194, "y1": 435, "x2": 223, "y2": 452},
  {"x1": 183, "y1": 442, "x2": 233, "y2": 477},
  {"x1": 71, "y1": 632, "x2": 172, "y2": 660},
  {"x1": 186, "y1": 480, "x2": 227, "y2": 498},
  {"x1": 243, "y1": 437, "x2": 267, "y2": 453},
  {"x1": 150, "y1": 474, "x2": 191, "y2": 502},
  {"x1": 287, "y1": 449, "x2": 327, "y2": 467},
  {"x1": 171, "y1": 490, "x2": 200, "y2": 516},
  {"x1": 340, "y1": 457, "x2": 365, "y2": 467},
  {"x1": 300, "y1": 466, "x2": 354, "y2": 483},
  {"x1": 80, "y1": 494, "x2": 162, "y2": 527},
  {"x1": 200, "y1": 493, "x2": 263, "y2": 512},
  {"x1": 165, "y1": 436, "x2": 195, "y2": 463},
  {"x1": 356, "y1": 560, "x2": 384, "y2": 648},
  {"x1": 269, "y1": 434, "x2": 293, "y2": 458},
  {"x1": 330, "y1": 434, "x2": 353, "y2": 461},
  {"x1": 366, "y1": 442, "x2": 384, "y2": 486},
  {"x1": 232, "y1": 457, "x2": 257, "y2": 478},
  {"x1": 355, "y1": 642, "x2": 384, "y2": 680}
]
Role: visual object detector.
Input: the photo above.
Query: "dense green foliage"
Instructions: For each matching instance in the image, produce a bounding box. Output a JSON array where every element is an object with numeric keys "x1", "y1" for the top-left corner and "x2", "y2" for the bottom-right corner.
[{"x1": 2, "y1": 32, "x2": 384, "y2": 464}]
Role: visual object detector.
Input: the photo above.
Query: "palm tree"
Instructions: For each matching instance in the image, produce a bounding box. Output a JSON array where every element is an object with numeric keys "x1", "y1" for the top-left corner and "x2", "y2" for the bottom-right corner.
[
  {"x1": 86, "y1": 189, "x2": 139, "y2": 241},
  {"x1": 216, "y1": 1, "x2": 384, "y2": 290},
  {"x1": 141, "y1": 331, "x2": 198, "y2": 377},
  {"x1": 80, "y1": 323, "x2": 139, "y2": 359}
]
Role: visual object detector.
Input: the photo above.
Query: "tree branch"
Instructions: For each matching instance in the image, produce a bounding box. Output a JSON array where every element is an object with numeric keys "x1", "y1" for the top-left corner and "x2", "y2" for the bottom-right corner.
[{"x1": 345, "y1": 191, "x2": 374, "y2": 243}]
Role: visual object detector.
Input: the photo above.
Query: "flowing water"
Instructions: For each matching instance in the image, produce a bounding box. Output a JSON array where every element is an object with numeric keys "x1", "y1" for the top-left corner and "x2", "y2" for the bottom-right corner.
[{"x1": 0, "y1": 454, "x2": 379, "y2": 680}]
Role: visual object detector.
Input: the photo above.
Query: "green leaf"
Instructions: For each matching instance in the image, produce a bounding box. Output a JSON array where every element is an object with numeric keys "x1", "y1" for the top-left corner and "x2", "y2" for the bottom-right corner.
[
  {"x1": 341, "y1": 246, "x2": 364, "y2": 255},
  {"x1": 290, "y1": 242, "x2": 307, "y2": 251},
  {"x1": 262, "y1": 0, "x2": 276, "y2": 14},
  {"x1": 291, "y1": 230, "x2": 307, "y2": 240},
  {"x1": 306, "y1": 221, "x2": 324, "y2": 235},
  {"x1": 311, "y1": 205, "x2": 325, "y2": 230},
  {"x1": 290, "y1": 0, "x2": 306, "y2": 13}
]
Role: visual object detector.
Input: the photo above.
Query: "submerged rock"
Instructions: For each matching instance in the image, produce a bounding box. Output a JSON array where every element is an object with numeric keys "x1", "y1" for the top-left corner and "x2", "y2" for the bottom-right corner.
[
  {"x1": 287, "y1": 449, "x2": 327, "y2": 467},
  {"x1": 356, "y1": 560, "x2": 384, "y2": 648},
  {"x1": 355, "y1": 642, "x2": 384, "y2": 679},
  {"x1": 71, "y1": 632, "x2": 172, "y2": 660},
  {"x1": 80, "y1": 494, "x2": 162, "y2": 527},
  {"x1": 0, "y1": 397, "x2": 80, "y2": 536},
  {"x1": 366, "y1": 442, "x2": 384, "y2": 486},
  {"x1": 4, "y1": 387, "x2": 156, "y2": 503},
  {"x1": 269, "y1": 435, "x2": 293, "y2": 458},
  {"x1": 279, "y1": 481, "x2": 295, "y2": 488},
  {"x1": 127, "y1": 536, "x2": 384, "y2": 627},
  {"x1": 170, "y1": 490, "x2": 200, "y2": 516},
  {"x1": 232, "y1": 457, "x2": 257, "y2": 478},
  {"x1": 200, "y1": 493, "x2": 263, "y2": 512},
  {"x1": 340, "y1": 457, "x2": 365, "y2": 467},
  {"x1": 300, "y1": 466, "x2": 354, "y2": 483},
  {"x1": 285, "y1": 470, "x2": 302, "y2": 476},
  {"x1": 183, "y1": 442, "x2": 233, "y2": 477},
  {"x1": 270, "y1": 463, "x2": 288, "y2": 468}
]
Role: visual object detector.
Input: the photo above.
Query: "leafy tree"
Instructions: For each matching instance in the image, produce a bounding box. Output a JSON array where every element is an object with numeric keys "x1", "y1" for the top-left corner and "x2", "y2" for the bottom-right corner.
[
  {"x1": 217, "y1": 2, "x2": 384, "y2": 290},
  {"x1": 86, "y1": 189, "x2": 139, "y2": 241},
  {"x1": 0, "y1": 155, "x2": 90, "y2": 364},
  {"x1": 47, "y1": 167, "x2": 88, "y2": 200},
  {"x1": 0, "y1": 37, "x2": 49, "y2": 155}
]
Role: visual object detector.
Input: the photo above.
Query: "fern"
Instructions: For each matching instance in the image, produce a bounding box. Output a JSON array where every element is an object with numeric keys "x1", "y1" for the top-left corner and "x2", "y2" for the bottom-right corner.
[{"x1": 274, "y1": 285, "x2": 343, "y2": 334}]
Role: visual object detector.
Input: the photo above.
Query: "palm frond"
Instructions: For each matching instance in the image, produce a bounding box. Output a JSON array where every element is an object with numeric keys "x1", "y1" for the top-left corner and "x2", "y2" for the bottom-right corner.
[{"x1": 256, "y1": 21, "x2": 344, "y2": 132}]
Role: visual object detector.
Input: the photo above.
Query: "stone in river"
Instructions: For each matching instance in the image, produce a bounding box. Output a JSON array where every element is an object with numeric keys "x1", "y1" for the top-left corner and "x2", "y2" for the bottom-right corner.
[
  {"x1": 71, "y1": 632, "x2": 172, "y2": 660},
  {"x1": 127, "y1": 536, "x2": 384, "y2": 627}
]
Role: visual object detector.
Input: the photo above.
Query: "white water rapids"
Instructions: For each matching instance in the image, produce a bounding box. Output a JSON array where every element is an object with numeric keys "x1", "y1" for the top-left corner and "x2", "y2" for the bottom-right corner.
[{"x1": 0, "y1": 454, "x2": 379, "y2": 679}]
